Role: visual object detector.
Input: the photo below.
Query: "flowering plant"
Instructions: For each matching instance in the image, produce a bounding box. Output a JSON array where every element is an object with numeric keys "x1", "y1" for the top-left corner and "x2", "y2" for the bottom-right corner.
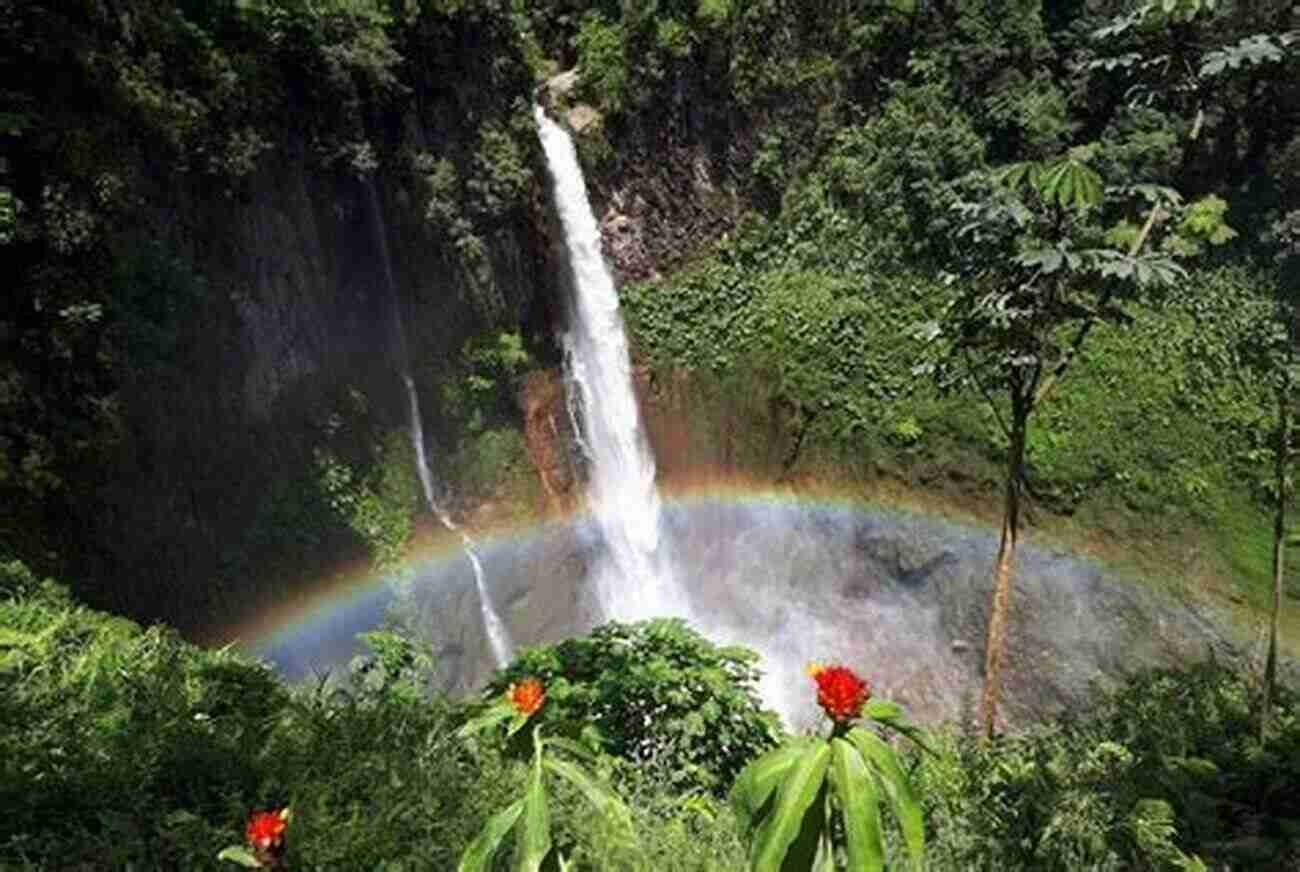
[
  {"x1": 456, "y1": 677, "x2": 634, "y2": 872},
  {"x1": 731, "y1": 664, "x2": 927, "y2": 872},
  {"x1": 509, "y1": 677, "x2": 546, "y2": 717},
  {"x1": 807, "y1": 662, "x2": 871, "y2": 722},
  {"x1": 217, "y1": 807, "x2": 291, "y2": 868}
]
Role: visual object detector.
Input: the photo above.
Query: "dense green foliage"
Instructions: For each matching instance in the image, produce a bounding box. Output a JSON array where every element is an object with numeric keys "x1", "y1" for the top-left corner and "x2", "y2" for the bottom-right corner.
[
  {"x1": 3, "y1": 564, "x2": 1297, "y2": 869},
  {"x1": 485, "y1": 618, "x2": 780, "y2": 796},
  {"x1": 598, "y1": 0, "x2": 1300, "y2": 629},
  {"x1": 5, "y1": 1, "x2": 1300, "y2": 867},
  {"x1": 913, "y1": 661, "x2": 1300, "y2": 871}
]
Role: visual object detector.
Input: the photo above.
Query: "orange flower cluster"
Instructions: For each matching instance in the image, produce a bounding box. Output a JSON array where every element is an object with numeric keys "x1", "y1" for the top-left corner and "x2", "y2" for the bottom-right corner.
[
  {"x1": 245, "y1": 808, "x2": 288, "y2": 851},
  {"x1": 806, "y1": 663, "x2": 870, "y2": 722},
  {"x1": 508, "y1": 677, "x2": 545, "y2": 716}
]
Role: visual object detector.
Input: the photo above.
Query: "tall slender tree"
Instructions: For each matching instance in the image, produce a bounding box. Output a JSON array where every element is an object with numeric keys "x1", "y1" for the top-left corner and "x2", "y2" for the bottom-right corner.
[
  {"x1": 921, "y1": 150, "x2": 1233, "y2": 736},
  {"x1": 1261, "y1": 214, "x2": 1300, "y2": 738}
]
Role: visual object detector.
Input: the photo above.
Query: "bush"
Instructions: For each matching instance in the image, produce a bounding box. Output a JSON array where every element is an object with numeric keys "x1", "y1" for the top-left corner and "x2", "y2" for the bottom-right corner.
[
  {"x1": 486, "y1": 618, "x2": 781, "y2": 795},
  {"x1": 0, "y1": 580, "x2": 287, "y2": 867},
  {"x1": 907, "y1": 661, "x2": 1300, "y2": 871},
  {"x1": 0, "y1": 589, "x2": 514, "y2": 869}
]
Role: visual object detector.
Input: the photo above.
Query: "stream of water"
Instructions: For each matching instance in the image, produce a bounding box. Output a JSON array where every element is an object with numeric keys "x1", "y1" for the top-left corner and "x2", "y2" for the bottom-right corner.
[
  {"x1": 365, "y1": 179, "x2": 512, "y2": 668},
  {"x1": 534, "y1": 105, "x2": 686, "y2": 623}
]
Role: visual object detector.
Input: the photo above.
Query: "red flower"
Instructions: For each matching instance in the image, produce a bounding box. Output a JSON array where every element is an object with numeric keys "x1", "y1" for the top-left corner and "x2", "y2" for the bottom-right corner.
[
  {"x1": 508, "y1": 677, "x2": 545, "y2": 716},
  {"x1": 807, "y1": 663, "x2": 870, "y2": 722},
  {"x1": 245, "y1": 809, "x2": 288, "y2": 851}
]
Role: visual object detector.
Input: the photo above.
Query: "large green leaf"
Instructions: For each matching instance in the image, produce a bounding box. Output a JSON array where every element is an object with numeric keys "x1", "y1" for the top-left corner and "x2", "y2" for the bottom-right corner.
[
  {"x1": 1038, "y1": 159, "x2": 1103, "y2": 211},
  {"x1": 862, "y1": 699, "x2": 904, "y2": 724},
  {"x1": 216, "y1": 846, "x2": 262, "y2": 868},
  {"x1": 828, "y1": 738, "x2": 884, "y2": 872},
  {"x1": 849, "y1": 728, "x2": 925, "y2": 870},
  {"x1": 506, "y1": 710, "x2": 533, "y2": 739},
  {"x1": 514, "y1": 742, "x2": 553, "y2": 872},
  {"x1": 750, "y1": 741, "x2": 832, "y2": 872},
  {"x1": 456, "y1": 698, "x2": 514, "y2": 739},
  {"x1": 731, "y1": 741, "x2": 811, "y2": 829},
  {"x1": 992, "y1": 160, "x2": 1043, "y2": 193},
  {"x1": 457, "y1": 799, "x2": 524, "y2": 872},
  {"x1": 543, "y1": 756, "x2": 634, "y2": 842},
  {"x1": 780, "y1": 785, "x2": 832, "y2": 872}
]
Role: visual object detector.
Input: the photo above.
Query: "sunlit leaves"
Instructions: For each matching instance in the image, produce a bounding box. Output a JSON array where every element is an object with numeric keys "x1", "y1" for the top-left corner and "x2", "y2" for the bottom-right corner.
[
  {"x1": 514, "y1": 738, "x2": 552, "y2": 872},
  {"x1": 1038, "y1": 159, "x2": 1104, "y2": 212},
  {"x1": 457, "y1": 800, "x2": 524, "y2": 872},
  {"x1": 1093, "y1": 0, "x2": 1218, "y2": 39},
  {"x1": 732, "y1": 703, "x2": 927, "y2": 872},
  {"x1": 1014, "y1": 246, "x2": 1070, "y2": 274},
  {"x1": 1201, "y1": 33, "x2": 1298, "y2": 77},
  {"x1": 490, "y1": 619, "x2": 777, "y2": 796},
  {"x1": 1086, "y1": 249, "x2": 1188, "y2": 287},
  {"x1": 731, "y1": 740, "x2": 811, "y2": 830},
  {"x1": 1178, "y1": 195, "x2": 1237, "y2": 246},
  {"x1": 749, "y1": 741, "x2": 831, "y2": 872},
  {"x1": 989, "y1": 153, "x2": 1103, "y2": 213},
  {"x1": 456, "y1": 725, "x2": 635, "y2": 872},
  {"x1": 828, "y1": 738, "x2": 884, "y2": 872}
]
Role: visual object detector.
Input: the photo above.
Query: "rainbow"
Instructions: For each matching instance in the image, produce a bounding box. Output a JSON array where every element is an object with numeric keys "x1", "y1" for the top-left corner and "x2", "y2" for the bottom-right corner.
[{"x1": 207, "y1": 479, "x2": 997, "y2": 685}]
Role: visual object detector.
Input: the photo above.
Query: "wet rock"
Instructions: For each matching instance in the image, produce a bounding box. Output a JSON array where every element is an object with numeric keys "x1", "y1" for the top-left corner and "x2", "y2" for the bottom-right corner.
[
  {"x1": 540, "y1": 68, "x2": 580, "y2": 107},
  {"x1": 566, "y1": 104, "x2": 602, "y2": 135},
  {"x1": 599, "y1": 205, "x2": 657, "y2": 281},
  {"x1": 518, "y1": 369, "x2": 579, "y2": 513}
]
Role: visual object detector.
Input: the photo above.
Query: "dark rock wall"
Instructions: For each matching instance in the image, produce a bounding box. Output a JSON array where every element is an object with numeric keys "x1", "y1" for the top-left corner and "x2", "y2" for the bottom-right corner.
[{"x1": 82, "y1": 121, "x2": 553, "y2": 631}]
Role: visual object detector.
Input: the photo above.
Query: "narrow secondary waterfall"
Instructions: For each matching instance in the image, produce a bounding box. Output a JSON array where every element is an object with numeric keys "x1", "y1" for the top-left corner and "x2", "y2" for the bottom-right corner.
[
  {"x1": 364, "y1": 180, "x2": 512, "y2": 667},
  {"x1": 534, "y1": 106, "x2": 684, "y2": 621},
  {"x1": 403, "y1": 376, "x2": 513, "y2": 668}
]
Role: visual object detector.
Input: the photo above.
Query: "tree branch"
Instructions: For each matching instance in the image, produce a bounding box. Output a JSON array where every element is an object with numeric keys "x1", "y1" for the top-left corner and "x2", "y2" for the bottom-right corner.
[
  {"x1": 964, "y1": 347, "x2": 1012, "y2": 441},
  {"x1": 1032, "y1": 204, "x2": 1163, "y2": 408}
]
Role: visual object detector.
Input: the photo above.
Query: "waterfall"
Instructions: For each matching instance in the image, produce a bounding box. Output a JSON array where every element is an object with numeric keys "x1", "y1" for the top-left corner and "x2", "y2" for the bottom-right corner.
[
  {"x1": 402, "y1": 376, "x2": 513, "y2": 667},
  {"x1": 364, "y1": 180, "x2": 512, "y2": 668},
  {"x1": 534, "y1": 105, "x2": 685, "y2": 622}
]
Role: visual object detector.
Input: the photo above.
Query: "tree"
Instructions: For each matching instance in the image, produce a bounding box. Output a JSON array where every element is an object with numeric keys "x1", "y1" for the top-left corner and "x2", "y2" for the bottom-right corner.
[
  {"x1": 1178, "y1": 256, "x2": 1297, "y2": 741},
  {"x1": 920, "y1": 149, "x2": 1233, "y2": 737},
  {"x1": 1091, "y1": 0, "x2": 1300, "y2": 737},
  {"x1": 1258, "y1": 215, "x2": 1300, "y2": 739},
  {"x1": 1086, "y1": 0, "x2": 1300, "y2": 193}
]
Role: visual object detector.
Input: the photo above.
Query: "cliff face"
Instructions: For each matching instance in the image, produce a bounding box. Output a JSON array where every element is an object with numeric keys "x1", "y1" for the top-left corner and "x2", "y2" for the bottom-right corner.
[
  {"x1": 0, "y1": 5, "x2": 557, "y2": 631},
  {"x1": 85, "y1": 131, "x2": 548, "y2": 631}
]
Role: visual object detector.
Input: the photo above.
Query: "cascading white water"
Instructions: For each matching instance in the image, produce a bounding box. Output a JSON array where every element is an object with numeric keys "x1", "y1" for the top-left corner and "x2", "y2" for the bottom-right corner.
[
  {"x1": 364, "y1": 179, "x2": 512, "y2": 668},
  {"x1": 403, "y1": 375, "x2": 512, "y2": 668},
  {"x1": 534, "y1": 105, "x2": 685, "y2": 622},
  {"x1": 534, "y1": 108, "x2": 815, "y2": 722}
]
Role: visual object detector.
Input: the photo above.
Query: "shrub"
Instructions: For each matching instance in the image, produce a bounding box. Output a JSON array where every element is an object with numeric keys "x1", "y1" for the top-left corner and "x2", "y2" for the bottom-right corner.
[
  {"x1": 907, "y1": 661, "x2": 1300, "y2": 871},
  {"x1": 486, "y1": 618, "x2": 781, "y2": 795},
  {"x1": 731, "y1": 664, "x2": 927, "y2": 872}
]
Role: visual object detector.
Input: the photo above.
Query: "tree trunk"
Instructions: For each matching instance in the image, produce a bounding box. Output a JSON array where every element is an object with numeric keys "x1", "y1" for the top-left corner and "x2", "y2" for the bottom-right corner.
[
  {"x1": 981, "y1": 396, "x2": 1027, "y2": 739},
  {"x1": 1262, "y1": 389, "x2": 1289, "y2": 741}
]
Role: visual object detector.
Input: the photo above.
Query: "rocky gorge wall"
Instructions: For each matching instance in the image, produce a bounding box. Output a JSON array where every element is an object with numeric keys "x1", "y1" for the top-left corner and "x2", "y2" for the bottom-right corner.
[{"x1": 73, "y1": 106, "x2": 556, "y2": 632}]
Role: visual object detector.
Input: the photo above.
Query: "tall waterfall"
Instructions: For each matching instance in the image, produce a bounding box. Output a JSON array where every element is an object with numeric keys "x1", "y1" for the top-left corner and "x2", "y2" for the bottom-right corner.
[
  {"x1": 534, "y1": 106, "x2": 685, "y2": 621},
  {"x1": 364, "y1": 180, "x2": 512, "y2": 668}
]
